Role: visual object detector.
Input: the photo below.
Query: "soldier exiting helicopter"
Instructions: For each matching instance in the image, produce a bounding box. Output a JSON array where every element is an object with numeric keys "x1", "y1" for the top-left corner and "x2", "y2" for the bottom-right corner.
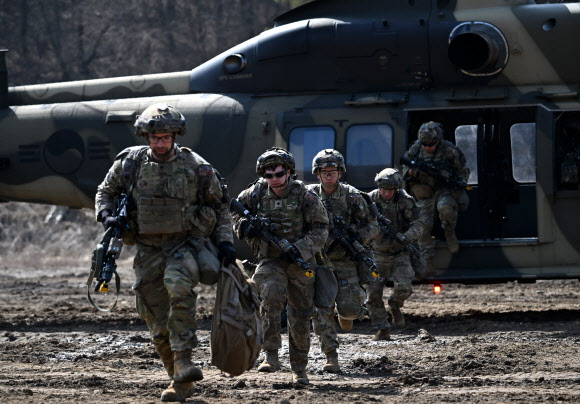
[
  {"x1": 307, "y1": 149, "x2": 379, "y2": 351},
  {"x1": 95, "y1": 104, "x2": 237, "y2": 402},
  {"x1": 402, "y1": 121, "x2": 469, "y2": 275},
  {"x1": 366, "y1": 168, "x2": 424, "y2": 340},
  {"x1": 231, "y1": 147, "x2": 329, "y2": 386}
]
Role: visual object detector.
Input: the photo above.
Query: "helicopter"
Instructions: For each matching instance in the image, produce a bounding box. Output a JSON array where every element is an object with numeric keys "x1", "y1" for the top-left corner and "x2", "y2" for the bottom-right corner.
[{"x1": 1, "y1": 0, "x2": 579, "y2": 285}]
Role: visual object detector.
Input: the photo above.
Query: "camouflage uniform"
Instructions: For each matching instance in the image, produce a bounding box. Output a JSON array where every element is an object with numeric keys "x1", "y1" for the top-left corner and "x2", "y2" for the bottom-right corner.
[
  {"x1": 307, "y1": 183, "x2": 379, "y2": 329},
  {"x1": 367, "y1": 187, "x2": 424, "y2": 331},
  {"x1": 96, "y1": 144, "x2": 233, "y2": 352},
  {"x1": 403, "y1": 122, "x2": 469, "y2": 263},
  {"x1": 233, "y1": 177, "x2": 328, "y2": 374},
  {"x1": 95, "y1": 104, "x2": 234, "y2": 401}
]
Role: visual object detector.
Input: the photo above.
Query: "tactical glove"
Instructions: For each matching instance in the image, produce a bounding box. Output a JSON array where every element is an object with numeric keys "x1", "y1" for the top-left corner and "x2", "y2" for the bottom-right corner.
[
  {"x1": 240, "y1": 220, "x2": 260, "y2": 239},
  {"x1": 218, "y1": 241, "x2": 238, "y2": 266},
  {"x1": 101, "y1": 210, "x2": 117, "y2": 230},
  {"x1": 396, "y1": 232, "x2": 407, "y2": 242}
]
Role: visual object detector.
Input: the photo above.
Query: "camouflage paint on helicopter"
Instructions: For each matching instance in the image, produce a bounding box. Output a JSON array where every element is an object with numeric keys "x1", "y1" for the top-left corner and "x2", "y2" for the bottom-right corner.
[{"x1": 1, "y1": 0, "x2": 579, "y2": 283}]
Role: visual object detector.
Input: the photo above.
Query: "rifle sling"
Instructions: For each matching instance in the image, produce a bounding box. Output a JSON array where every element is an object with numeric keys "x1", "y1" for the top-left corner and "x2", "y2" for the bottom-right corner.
[{"x1": 87, "y1": 271, "x2": 121, "y2": 312}]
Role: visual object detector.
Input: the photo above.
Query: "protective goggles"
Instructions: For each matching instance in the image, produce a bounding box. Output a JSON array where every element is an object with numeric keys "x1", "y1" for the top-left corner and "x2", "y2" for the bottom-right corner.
[{"x1": 263, "y1": 171, "x2": 286, "y2": 179}]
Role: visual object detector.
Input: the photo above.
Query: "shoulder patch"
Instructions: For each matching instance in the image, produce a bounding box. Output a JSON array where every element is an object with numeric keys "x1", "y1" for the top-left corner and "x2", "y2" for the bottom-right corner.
[{"x1": 304, "y1": 190, "x2": 320, "y2": 203}]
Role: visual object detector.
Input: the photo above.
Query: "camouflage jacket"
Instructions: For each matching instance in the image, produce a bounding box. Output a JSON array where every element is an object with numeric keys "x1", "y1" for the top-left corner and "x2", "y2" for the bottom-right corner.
[
  {"x1": 233, "y1": 177, "x2": 328, "y2": 262},
  {"x1": 307, "y1": 182, "x2": 379, "y2": 260},
  {"x1": 402, "y1": 139, "x2": 470, "y2": 192},
  {"x1": 95, "y1": 145, "x2": 233, "y2": 251},
  {"x1": 368, "y1": 188, "x2": 424, "y2": 253}
]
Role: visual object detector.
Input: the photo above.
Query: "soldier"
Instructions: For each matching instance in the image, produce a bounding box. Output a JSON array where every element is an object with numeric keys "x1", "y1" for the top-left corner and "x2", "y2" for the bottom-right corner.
[
  {"x1": 366, "y1": 168, "x2": 424, "y2": 340},
  {"x1": 95, "y1": 104, "x2": 237, "y2": 402},
  {"x1": 307, "y1": 150, "x2": 379, "y2": 352},
  {"x1": 402, "y1": 121, "x2": 469, "y2": 274},
  {"x1": 232, "y1": 147, "x2": 328, "y2": 386}
]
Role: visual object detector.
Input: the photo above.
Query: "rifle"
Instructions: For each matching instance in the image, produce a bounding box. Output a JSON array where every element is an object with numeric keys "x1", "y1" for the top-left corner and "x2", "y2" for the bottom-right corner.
[
  {"x1": 400, "y1": 155, "x2": 470, "y2": 191},
  {"x1": 367, "y1": 201, "x2": 427, "y2": 277},
  {"x1": 326, "y1": 215, "x2": 381, "y2": 281},
  {"x1": 230, "y1": 198, "x2": 313, "y2": 278},
  {"x1": 86, "y1": 193, "x2": 129, "y2": 311}
]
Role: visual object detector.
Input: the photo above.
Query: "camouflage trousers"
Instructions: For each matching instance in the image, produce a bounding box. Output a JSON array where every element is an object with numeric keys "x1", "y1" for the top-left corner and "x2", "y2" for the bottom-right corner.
[
  {"x1": 365, "y1": 251, "x2": 414, "y2": 330},
  {"x1": 312, "y1": 265, "x2": 339, "y2": 354},
  {"x1": 417, "y1": 191, "x2": 458, "y2": 259},
  {"x1": 332, "y1": 259, "x2": 367, "y2": 320},
  {"x1": 252, "y1": 257, "x2": 315, "y2": 372},
  {"x1": 132, "y1": 243, "x2": 201, "y2": 356},
  {"x1": 312, "y1": 259, "x2": 365, "y2": 352}
]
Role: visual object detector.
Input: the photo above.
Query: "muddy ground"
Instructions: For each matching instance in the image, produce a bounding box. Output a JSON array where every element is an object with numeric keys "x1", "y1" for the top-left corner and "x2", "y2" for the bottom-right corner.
[{"x1": 1, "y1": 262, "x2": 579, "y2": 403}]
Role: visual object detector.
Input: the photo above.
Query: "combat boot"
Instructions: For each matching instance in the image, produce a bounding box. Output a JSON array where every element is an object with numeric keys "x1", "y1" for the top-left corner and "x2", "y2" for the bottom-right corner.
[
  {"x1": 390, "y1": 305, "x2": 405, "y2": 329},
  {"x1": 338, "y1": 315, "x2": 353, "y2": 331},
  {"x1": 322, "y1": 350, "x2": 341, "y2": 373},
  {"x1": 257, "y1": 350, "x2": 281, "y2": 372},
  {"x1": 444, "y1": 229, "x2": 459, "y2": 254},
  {"x1": 372, "y1": 328, "x2": 391, "y2": 341},
  {"x1": 156, "y1": 343, "x2": 174, "y2": 379},
  {"x1": 160, "y1": 380, "x2": 194, "y2": 402},
  {"x1": 173, "y1": 350, "x2": 203, "y2": 383},
  {"x1": 292, "y1": 370, "x2": 310, "y2": 385}
]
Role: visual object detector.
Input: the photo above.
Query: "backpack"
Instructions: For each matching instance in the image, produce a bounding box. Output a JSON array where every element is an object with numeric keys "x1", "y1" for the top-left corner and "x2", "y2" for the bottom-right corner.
[{"x1": 210, "y1": 263, "x2": 263, "y2": 376}]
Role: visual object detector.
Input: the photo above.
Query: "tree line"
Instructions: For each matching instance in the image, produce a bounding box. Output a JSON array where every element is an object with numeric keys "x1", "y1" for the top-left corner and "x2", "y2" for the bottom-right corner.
[{"x1": 0, "y1": 0, "x2": 309, "y2": 86}]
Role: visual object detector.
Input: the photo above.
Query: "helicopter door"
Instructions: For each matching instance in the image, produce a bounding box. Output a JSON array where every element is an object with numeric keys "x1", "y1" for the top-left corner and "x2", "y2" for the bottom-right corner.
[{"x1": 407, "y1": 108, "x2": 538, "y2": 242}]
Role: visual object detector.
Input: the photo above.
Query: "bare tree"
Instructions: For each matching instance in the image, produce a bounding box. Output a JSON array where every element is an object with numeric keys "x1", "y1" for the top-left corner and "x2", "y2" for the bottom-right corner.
[{"x1": 0, "y1": 0, "x2": 302, "y2": 85}]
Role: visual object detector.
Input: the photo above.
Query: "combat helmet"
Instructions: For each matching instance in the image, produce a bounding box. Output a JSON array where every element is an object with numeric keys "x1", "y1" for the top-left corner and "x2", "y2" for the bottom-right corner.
[
  {"x1": 418, "y1": 121, "x2": 443, "y2": 145},
  {"x1": 134, "y1": 103, "x2": 186, "y2": 137},
  {"x1": 312, "y1": 149, "x2": 346, "y2": 174},
  {"x1": 256, "y1": 147, "x2": 296, "y2": 176},
  {"x1": 375, "y1": 168, "x2": 403, "y2": 189}
]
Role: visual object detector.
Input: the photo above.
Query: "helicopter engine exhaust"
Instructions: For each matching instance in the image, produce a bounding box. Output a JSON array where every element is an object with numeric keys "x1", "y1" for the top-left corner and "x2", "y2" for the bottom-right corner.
[{"x1": 448, "y1": 21, "x2": 508, "y2": 77}]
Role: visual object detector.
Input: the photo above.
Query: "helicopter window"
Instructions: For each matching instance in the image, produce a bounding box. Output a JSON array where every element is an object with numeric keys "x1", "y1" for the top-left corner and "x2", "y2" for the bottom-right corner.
[
  {"x1": 289, "y1": 126, "x2": 335, "y2": 183},
  {"x1": 510, "y1": 123, "x2": 536, "y2": 183},
  {"x1": 345, "y1": 124, "x2": 393, "y2": 189},
  {"x1": 454, "y1": 125, "x2": 479, "y2": 185}
]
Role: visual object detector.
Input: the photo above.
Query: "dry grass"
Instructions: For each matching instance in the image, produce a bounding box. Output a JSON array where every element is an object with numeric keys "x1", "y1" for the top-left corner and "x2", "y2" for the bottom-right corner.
[{"x1": 0, "y1": 202, "x2": 133, "y2": 269}]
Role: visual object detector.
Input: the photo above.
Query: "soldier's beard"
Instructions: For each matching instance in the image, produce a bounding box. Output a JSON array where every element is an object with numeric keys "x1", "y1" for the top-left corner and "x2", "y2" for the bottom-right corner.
[{"x1": 151, "y1": 143, "x2": 174, "y2": 161}]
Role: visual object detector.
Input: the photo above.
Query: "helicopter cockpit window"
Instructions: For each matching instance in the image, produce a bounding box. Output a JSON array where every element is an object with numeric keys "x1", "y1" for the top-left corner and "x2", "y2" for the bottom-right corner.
[
  {"x1": 289, "y1": 126, "x2": 335, "y2": 183},
  {"x1": 454, "y1": 125, "x2": 479, "y2": 185},
  {"x1": 510, "y1": 123, "x2": 536, "y2": 183},
  {"x1": 346, "y1": 124, "x2": 393, "y2": 189}
]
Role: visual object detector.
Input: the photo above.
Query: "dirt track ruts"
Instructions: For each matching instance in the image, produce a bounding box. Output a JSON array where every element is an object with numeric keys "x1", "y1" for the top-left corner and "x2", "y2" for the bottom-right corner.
[{"x1": 1, "y1": 264, "x2": 579, "y2": 403}]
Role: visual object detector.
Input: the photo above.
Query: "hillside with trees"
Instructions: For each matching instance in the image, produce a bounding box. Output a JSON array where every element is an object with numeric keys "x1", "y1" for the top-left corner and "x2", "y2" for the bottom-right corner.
[{"x1": 0, "y1": 0, "x2": 309, "y2": 86}]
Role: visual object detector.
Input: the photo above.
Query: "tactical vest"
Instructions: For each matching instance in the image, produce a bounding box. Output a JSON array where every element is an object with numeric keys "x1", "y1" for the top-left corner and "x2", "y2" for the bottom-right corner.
[
  {"x1": 371, "y1": 189, "x2": 406, "y2": 253},
  {"x1": 122, "y1": 146, "x2": 216, "y2": 236},
  {"x1": 309, "y1": 183, "x2": 357, "y2": 260},
  {"x1": 311, "y1": 183, "x2": 353, "y2": 226},
  {"x1": 253, "y1": 179, "x2": 305, "y2": 257},
  {"x1": 372, "y1": 189, "x2": 405, "y2": 233}
]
